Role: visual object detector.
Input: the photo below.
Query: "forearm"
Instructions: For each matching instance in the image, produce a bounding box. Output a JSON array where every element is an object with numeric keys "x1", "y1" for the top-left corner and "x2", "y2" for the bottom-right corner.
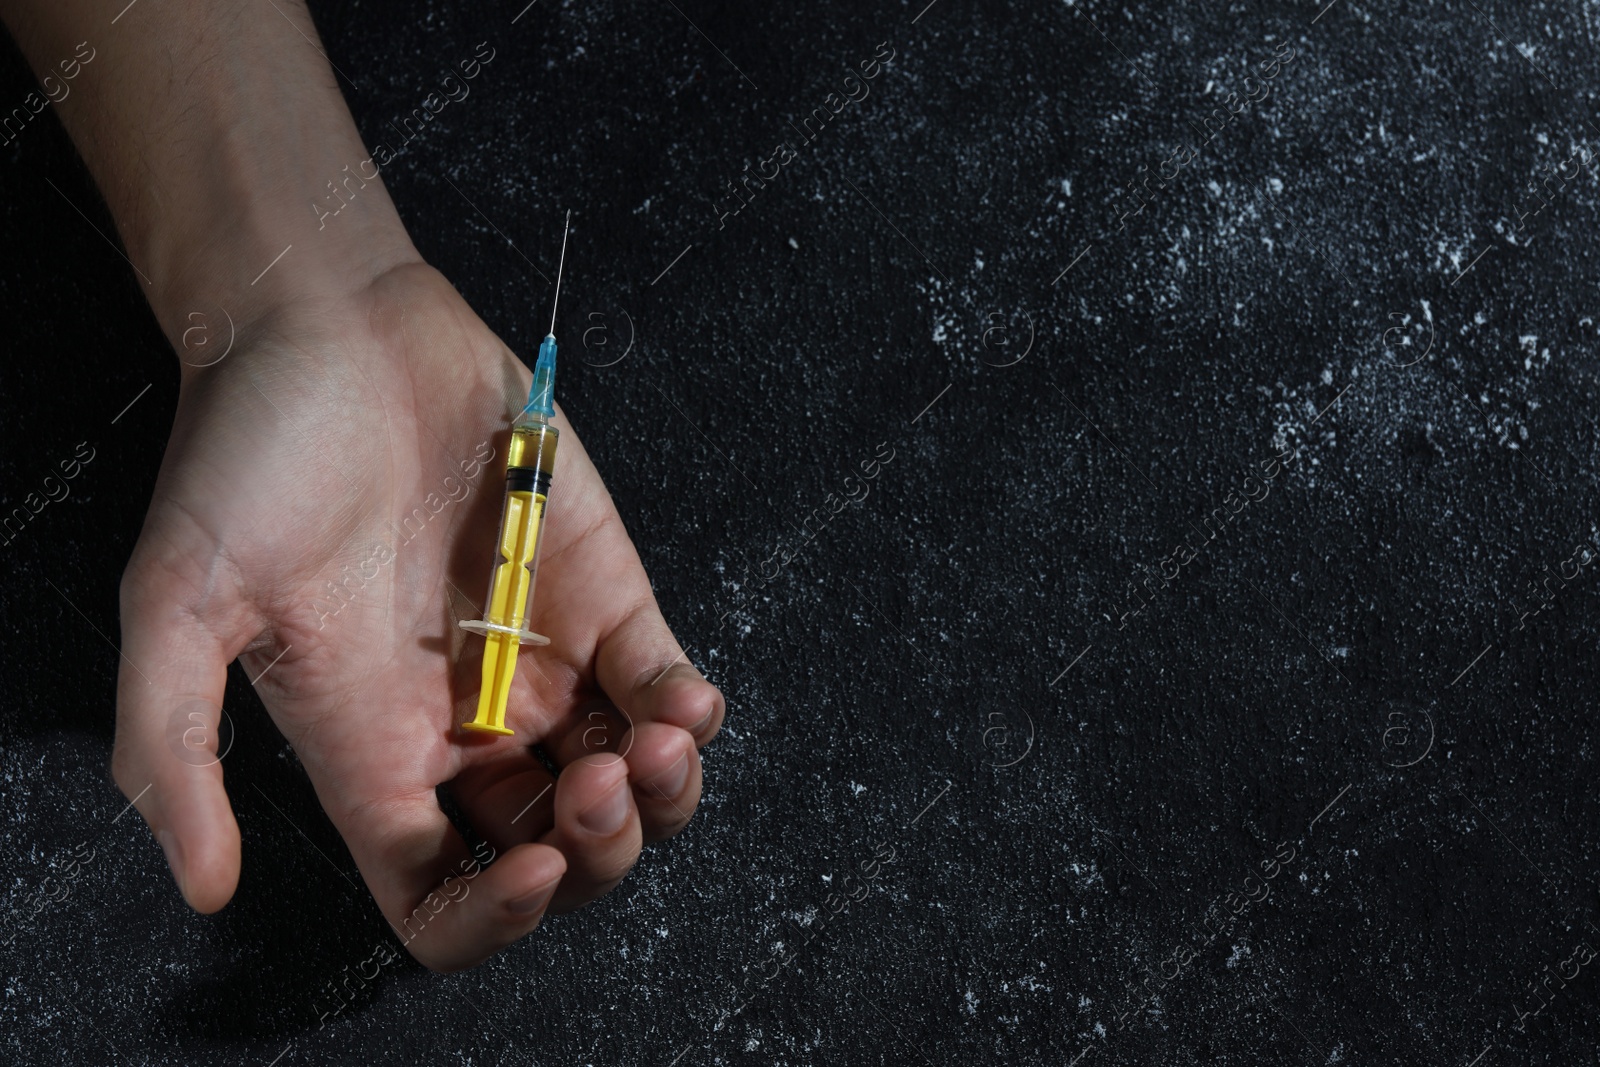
[{"x1": 0, "y1": 0, "x2": 418, "y2": 347}]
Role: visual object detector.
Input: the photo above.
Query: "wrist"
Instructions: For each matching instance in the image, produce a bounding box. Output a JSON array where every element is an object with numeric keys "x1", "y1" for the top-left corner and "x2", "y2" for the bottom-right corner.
[
  {"x1": 138, "y1": 105, "x2": 421, "y2": 358},
  {"x1": 146, "y1": 150, "x2": 421, "y2": 363},
  {"x1": 11, "y1": 0, "x2": 423, "y2": 355}
]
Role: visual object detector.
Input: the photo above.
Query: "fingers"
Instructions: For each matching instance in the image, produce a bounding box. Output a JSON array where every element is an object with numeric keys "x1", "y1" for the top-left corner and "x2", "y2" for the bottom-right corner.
[
  {"x1": 325, "y1": 786, "x2": 565, "y2": 973},
  {"x1": 451, "y1": 754, "x2": 558, "y2": 845},
  {"x1": 112, "y1": 564, "x2": 246, "y2": 915},
  {"x1": 538, "y1": 695, "x2": 627, "y2": 766},
  {"x1": 451, "y1": 751, "x2": 644, "y2": 913},
  {"x1": 594, "y1": 601, "x2": 725, "y2": 747},
  {"x1": 587, "y1": 603, "x2": 722, "y2": 844},
  {"x1": 538, "y1": 699, "x2": 702, "y2": 844},
  {"x1": 537, "y1": 755, "x2": 643, "y2": 914},
  {"x1": 620, "y1": 721, "x2": 703, "y2": 844}
]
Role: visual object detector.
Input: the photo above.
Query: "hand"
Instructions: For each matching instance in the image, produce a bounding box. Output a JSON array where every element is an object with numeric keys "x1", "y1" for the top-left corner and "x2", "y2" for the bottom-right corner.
[{"x1": 111, "y1": 260, "x2": 724, "y2": 971}]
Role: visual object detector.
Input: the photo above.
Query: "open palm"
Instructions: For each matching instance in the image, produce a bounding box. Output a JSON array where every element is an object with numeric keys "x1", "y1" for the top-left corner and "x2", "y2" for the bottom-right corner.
[{"x1": 113, "y1": 262, "x2": 722, "y2": 971}]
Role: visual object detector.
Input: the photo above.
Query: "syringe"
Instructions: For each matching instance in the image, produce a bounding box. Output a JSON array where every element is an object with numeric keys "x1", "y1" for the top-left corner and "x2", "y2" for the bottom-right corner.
[{"x1": 459, "y1": 212, "x2": 570, "y2": 736}]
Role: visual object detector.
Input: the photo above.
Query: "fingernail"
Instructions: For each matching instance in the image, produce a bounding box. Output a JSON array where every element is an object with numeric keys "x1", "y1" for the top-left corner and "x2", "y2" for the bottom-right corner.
[
  {"x1": 157, "y1": 829, "x2": 186, "y2": 902},
  {"x1": 689, "y1": 700, "x2": 717, "y2": 735},
  {"x1": 642, "y1": 754, "x2": 690, "y2": 799},
  {"x1": 506, "y1": 883, "x2": 556, "y2": 916},
  {"x1": 578, "y1": 780, "x2": 630, "y2": 835}
]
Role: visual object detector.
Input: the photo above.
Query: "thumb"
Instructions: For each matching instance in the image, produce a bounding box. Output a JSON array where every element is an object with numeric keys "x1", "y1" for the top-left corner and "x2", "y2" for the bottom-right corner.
[{"x1": 111, "y1": 558, "x2": 247, "y2": 914}]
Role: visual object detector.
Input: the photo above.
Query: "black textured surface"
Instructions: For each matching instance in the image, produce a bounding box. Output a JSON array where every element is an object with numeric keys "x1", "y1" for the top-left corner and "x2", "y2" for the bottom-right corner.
[{"x1": 5, "y1": 1, "x2": 1600, "y2": 1063}]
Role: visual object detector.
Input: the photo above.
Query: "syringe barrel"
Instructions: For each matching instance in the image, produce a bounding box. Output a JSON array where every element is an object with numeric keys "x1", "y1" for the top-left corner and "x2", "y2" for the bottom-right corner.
[
  {"x1": 486, "y1": 419, "x2": 559, "y2": 630},
  {"x1": 463, "y1": 419, "x2": 560, "y2": 735}
]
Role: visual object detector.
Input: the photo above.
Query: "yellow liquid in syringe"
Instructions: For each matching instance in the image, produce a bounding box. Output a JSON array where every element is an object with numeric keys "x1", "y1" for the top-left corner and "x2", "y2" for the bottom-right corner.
[{"x1": 461, "y1": 420, "x2": 559, "y2": 735}]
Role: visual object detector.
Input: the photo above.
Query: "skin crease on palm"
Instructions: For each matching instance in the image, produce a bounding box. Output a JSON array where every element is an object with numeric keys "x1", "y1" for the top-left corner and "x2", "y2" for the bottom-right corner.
[{"x1": 115, "y1": 263, "x2": 726, "y2": 972}]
